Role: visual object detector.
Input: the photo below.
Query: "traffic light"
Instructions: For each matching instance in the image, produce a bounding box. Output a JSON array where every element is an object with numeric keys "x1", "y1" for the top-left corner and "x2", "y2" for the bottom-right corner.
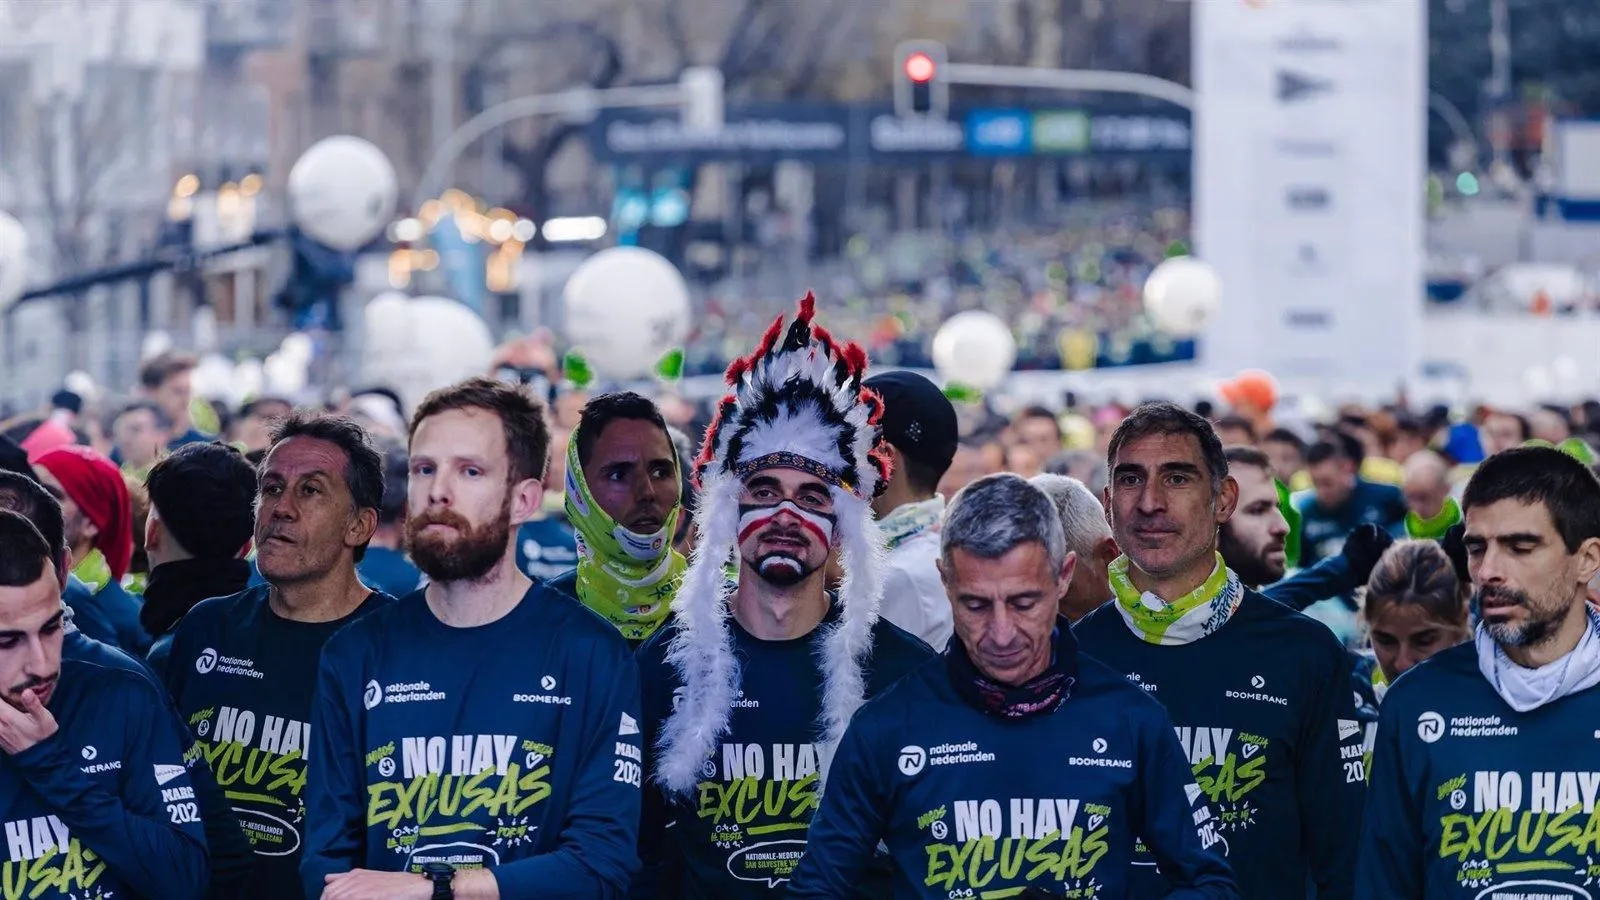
[{"x1": 894, "y1": 40, "x2": 948, "y2": 118}]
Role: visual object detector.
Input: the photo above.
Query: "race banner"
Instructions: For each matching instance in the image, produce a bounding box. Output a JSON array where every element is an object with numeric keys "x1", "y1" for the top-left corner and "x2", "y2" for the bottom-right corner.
[{"x1": 1194, "y1": 0, "x2": 1426, "y2": 388}]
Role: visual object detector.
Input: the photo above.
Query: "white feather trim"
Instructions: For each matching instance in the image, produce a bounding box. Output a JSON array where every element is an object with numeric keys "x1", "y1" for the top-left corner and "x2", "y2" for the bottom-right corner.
[
  {"x1": 813, "y1": 488, "x2": 885, "y2": 794},
  {"x1": 734, "y1": 400, "x2": 849, "y2": 475},
  {"x1": 655, "y1": 473, "x2": 743, "y2": 795}
]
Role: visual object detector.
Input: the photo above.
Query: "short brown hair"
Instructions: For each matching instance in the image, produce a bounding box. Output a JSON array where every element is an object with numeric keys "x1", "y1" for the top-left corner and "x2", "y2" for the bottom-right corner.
[
  {"x1": 1223, "y1": 444, "x2": 1272, "y2": 475},
  {"x1": 138, "y1": 351, "x2": 198, "y2": 391},
  {"x1": 410, "y1": 377, "x2": 550, "y2": 484},
  {"x1": 1364, "y1": 540, "x2": 1466, "y2": 627}
]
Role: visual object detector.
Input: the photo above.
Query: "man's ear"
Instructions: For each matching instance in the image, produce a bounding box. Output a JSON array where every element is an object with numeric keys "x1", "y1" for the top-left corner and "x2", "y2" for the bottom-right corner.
[
  {"x1": 56, "y1": 549, "x2": 70, "y2": 587},
  {"x1": 1095, "y1": 535, "x2": 1120, "y2": 566},
  {"x1": 1101, "y1": 485, "x2": 1113, "y2": 527},
  {"x1": 1214, "y1": 474, "x2": 1240, "y2": 524},
  {"x1": 1575, "y1": 536, "x2": 1600, "y2": 592},
  {"x1": 1058, "y1": 550, "x2": 1079, "y2": 591},
  {"x1": 144, "y1": 515, "x2": 164, "y2": 557},
  {"x1": 347, "y1": 507, "x2": 379, "y2": 552},
  {"x1": 508, "y1": 478, "x2": 545, "y2": 528}
]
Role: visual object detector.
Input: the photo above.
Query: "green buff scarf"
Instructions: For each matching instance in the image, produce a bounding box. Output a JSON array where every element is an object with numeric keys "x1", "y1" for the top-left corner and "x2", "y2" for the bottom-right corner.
[
  {"x1": 1405, "y1": 496, "x2": 1462, "y2": 541},
  {"x1": 72, "y1": 549, "x2": 113, "y2": 592},
  {"x1": 563, "y1": 432, "x2": 687, "y2": 643},
  {"x1": 1108, "y1": 552, "x2": 1244, "y2": 646},
  {"x1": 879, "y1": 496, "x2": 945, "y2": 551}
]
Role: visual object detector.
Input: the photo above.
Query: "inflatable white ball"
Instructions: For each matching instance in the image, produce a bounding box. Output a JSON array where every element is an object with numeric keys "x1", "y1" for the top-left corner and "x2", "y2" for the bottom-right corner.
[
  {"x1": 931, "y1": 311, "x2": 1017, "y2": 391},
  {"x1": 562, "y1": 247, "x2": 691, "y2": 380},
  {"x1": 1143, "y1": 256, "x2": 1222, "y2": 338},
  {"x1": 288, "y1": 136, "x2": 399, "y2": 252}
]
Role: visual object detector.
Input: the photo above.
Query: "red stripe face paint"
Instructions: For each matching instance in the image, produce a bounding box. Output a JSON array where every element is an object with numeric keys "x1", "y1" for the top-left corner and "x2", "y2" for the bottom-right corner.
[{"x1": 737, "y1": 500, "x2": 836, "y2": 551}]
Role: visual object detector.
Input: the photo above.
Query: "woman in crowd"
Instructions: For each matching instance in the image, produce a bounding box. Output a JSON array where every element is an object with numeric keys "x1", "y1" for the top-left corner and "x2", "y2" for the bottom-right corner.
[{"x1": 1361, "y1": 539, "x2": 1474, "y2": 698}]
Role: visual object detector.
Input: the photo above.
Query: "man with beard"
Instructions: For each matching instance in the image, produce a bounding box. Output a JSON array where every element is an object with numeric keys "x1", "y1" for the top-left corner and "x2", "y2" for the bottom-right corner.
[
  {"x1": 633, "y1": 296, "x2": 935, "y2": 898},
  {"x1": 789, "y1": 474, "x2": 1239, "y2": 899},
  {"x1": 1357, "y1": 446, "x2": 1600, "y2": 897},
  {"x1": 1073, "y1": 403, "x2": 1365, "y2": 900},
  {"x1": 547, "y1": 392, "x2": 684, "y2": 648},
  {"x1": 163, "y1": 413, "x2": 395, "y2": 900},
  {"x1": 0, "y1": 510, "x2": 209, "y2": 899},
  {"x1": 303, "y1": 378, "x2": 641, "y2": 900},
  {"x1": 1220, "y1": 447, "x2": 1395, "y2": 616}
]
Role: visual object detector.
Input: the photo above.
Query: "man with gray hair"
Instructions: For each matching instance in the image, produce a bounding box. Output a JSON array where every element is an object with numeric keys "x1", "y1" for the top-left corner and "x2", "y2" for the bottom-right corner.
[
  {"x1": 790, "y1": 473, "x2": 1239, "y2": 899},
  {"x1": 1030, "y1": 473, "x2": 1118, "y2": 621}
]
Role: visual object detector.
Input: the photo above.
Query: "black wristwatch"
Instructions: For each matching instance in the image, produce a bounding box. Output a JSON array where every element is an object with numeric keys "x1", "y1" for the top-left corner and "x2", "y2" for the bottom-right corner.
[{"x1": 420, "y1": 862, "x2": 455, "y2": 900}]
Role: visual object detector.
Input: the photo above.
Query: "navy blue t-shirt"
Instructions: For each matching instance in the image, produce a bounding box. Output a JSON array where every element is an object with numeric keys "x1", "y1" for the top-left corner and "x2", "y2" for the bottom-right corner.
[
  {"x1": 1357, "y1": 641, "x2": 1600, "y2": 898},
  {"x1": 162, "y1": 585, "x2": 393, "y2": 900},
  {"x1": 65, "y1": 629, "x2": 256, "y2": 899},
  {"x1": 1073, "y1": 589, "x2": 1366, "y2": 899},
  {"x1": 0, "y1": 657, "x2": 208, "y2": 900},
  {"x1": 356, "y1": 547, "x2": 424, "y2": 599},
  {"x1": 787, "y1": 640, "x2": 1239, "y2": 899},
  {"x1": 516, "y1": 518, "x2": 578, "y2": 582},
  {"x1": 302, "y1": 583, "x2": 643, "y2": 899},
  {"x1": 633, "y1": 603, "x2": 936, "y2": 898}
]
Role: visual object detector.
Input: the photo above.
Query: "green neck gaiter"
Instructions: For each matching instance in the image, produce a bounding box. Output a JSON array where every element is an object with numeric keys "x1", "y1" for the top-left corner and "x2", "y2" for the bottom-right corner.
[
  {"x1": 1108, "y1": 552, "x2": 1243, "y2": 645},
  {"x1": 1405, "y1": 496, "x2": 1462, "y2": 541},
  {"x1": 563, "y1": 429, "x2": 686, "y2": 643},
  {"x1": 73, "y1": 549, "x2": 112, "y2": 592}
]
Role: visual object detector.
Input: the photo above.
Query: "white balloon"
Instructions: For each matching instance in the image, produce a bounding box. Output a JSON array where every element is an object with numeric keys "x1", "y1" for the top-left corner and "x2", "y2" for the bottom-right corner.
[
  {"x1": 361, "y1": 295, "x2": 494, "y2": 412},
  {"x1": 0, "y1": 211, "x2": 29, "y2": 313},
  {"x1": 141, "y1": 331, "x2": 174, "y2": 360},
  {"x1": 264, "y1": 352, "x2": 309, "y2": 397},
  {"x1": 288, "y1": 136, "x2": 399, "y2": 251},
  {"x1": 63, "y1": 371, "x2": 96, "y2": 400},
  {"x1": 1522, "y1": 365, "x2": 1554, "y2": 400},
  {"x1": 191, "y1": 353, "x2": 237, "y2": 401},
  {"x1": 931, "y1": 311, "x2": 1017, "y2": 391},
  {"x1": 231, "y1": 358, "x2": 265, "y2": 407},
  {"x1": 562, "y1": 247, "x2": 691, "y2": 380},
  {"x1": 278, "y1": 332, "x2": 315, "y2": 364},
  {"x1": 1143, "y1": 256, "x2": 1222, "y2": 337}
]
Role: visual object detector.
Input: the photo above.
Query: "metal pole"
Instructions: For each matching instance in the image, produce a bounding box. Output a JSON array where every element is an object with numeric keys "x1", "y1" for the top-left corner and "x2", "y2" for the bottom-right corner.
[
  {"x1": 1487, "y1": 0, "x2": 1512, "y2": 169},
  {"x1": 941, "y1": 63, "x2": 1195, "y2": 109},
  {"x1": 411, "y1": 84, "x2": 685, "y2": 210}
]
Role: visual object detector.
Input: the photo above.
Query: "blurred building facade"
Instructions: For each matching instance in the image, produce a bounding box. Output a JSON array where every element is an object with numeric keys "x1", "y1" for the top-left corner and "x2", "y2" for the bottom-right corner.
[{"x1": 0, "y1": 0, "x2": 1194, "y2": 411}]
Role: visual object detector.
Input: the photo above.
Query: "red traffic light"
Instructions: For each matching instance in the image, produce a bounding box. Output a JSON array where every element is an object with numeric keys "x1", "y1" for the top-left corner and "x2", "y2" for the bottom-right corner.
[{"x1": 902, "y1": 51, "x2": 937, "y2": 84}]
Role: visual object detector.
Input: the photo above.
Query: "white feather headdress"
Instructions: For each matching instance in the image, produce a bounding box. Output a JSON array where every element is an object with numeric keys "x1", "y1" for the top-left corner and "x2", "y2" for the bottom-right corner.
[{"x1": 654, "y1": 293, "x2": 892, "y2": 795}]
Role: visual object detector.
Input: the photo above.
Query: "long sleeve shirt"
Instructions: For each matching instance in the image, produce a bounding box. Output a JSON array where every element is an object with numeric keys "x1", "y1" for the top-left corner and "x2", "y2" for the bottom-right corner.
[
  {"x1": 1073, "y1": 589, "x2": 1367, "y2": 899},
  {"x1": 1, "y1": 657, "x2": 209, "y2": 899},
  {"x1": 787, "y1": 650, "x2": 1240, "y2": 899},
  {"x1": 1356, "y1": 642, "x2": 1600, "y2": 898},
  {"x1": 300, "y1": 585, "x2": 642, "y2": 900}
]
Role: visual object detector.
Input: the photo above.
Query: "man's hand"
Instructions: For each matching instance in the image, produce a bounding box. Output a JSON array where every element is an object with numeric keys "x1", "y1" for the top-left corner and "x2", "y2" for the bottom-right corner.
[
  {"x1": 321, "y1": 870, "x2": 432, "y2": 900},
  {"x1": 0, "y1": 689, "x2": 58, "y2": 754}
]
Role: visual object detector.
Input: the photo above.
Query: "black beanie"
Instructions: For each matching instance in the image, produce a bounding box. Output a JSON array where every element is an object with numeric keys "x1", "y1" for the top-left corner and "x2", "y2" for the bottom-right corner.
[{"x1": 145, "y1": 443, "x2": 258, "y2": 559}]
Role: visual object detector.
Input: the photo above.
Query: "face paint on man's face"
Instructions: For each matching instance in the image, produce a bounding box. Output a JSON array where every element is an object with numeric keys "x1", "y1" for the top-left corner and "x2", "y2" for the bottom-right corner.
[{"x1": 737, "y1": 499, "x2": 836, "y2": 587}]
